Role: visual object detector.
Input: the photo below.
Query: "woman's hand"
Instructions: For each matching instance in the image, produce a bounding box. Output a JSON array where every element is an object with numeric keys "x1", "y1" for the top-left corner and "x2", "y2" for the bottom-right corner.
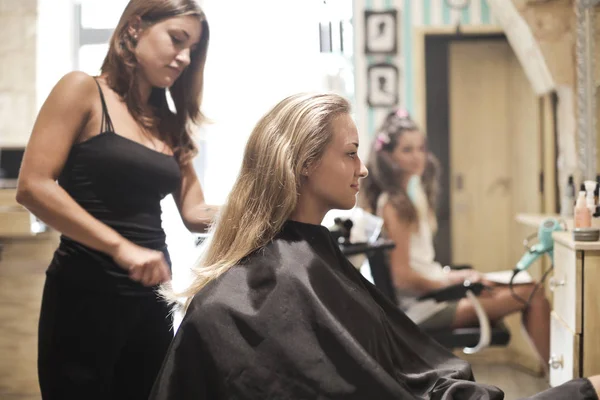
[
  {"x1": 444, "y1": 269, "x2": 492, "y2": 285},
  {"x1": 111, "y1": 241, "x2": 171, "y2": 287},
  {"x1": 443, "y1": 268, "x2": 496, "y2": 297}
]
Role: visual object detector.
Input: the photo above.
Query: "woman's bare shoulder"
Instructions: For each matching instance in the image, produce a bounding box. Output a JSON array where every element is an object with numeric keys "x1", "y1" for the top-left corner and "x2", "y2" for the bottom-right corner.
[{"x1": 52, "y1": 71, "x2": 98, "y2": 98}]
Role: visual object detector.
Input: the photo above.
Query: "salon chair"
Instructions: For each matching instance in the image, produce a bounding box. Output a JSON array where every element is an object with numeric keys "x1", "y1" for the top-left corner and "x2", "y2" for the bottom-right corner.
[
  {"x1": 331, "y1": 218, "x2": 511, "y2": 354},
  {"x1": 365, "y1": 250, "x2": 511, "y2": 353}
]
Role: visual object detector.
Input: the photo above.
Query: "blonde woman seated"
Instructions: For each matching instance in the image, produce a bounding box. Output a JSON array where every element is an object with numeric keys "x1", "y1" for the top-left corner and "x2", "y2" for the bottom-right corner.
[
  {"x1": 359, "y1": 109, "x2": 552, "y2": 373},
  {"x1": 150, "y1": 94, "x2": 599, "y2": 399}
]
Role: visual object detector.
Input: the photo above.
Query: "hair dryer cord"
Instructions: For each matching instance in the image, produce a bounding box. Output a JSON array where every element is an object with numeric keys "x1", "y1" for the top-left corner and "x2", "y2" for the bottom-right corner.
[{"x1": 509, "y1": 263, "x2": 554, "y2": 307}]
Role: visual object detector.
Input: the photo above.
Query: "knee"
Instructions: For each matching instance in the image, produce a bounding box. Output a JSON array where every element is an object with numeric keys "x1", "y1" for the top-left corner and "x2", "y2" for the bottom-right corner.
[
  {"x1": 530, "y1": 285, "x2": 548, "y2": 302},
  {"x1": 515, "y1": 284, "x2": 549, "y2": 312},
  {"x1": 528, "y1": 287, "x2": 550, "y2": 309}
]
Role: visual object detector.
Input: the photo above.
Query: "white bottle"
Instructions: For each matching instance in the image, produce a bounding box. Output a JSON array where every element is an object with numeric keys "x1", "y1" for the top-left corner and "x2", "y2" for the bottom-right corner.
[
  {"x1": 584, "y1": 180, "x2": 596, "y2": 215},
  {"x1": 561, "y1": 175, "x2": 576, "y2": 217}
]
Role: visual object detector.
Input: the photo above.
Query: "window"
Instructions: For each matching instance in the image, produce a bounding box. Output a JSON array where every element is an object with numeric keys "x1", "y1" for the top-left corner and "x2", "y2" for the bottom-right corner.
[
  {"x1": 71, "y1": 0, "x2": 356, "y2": 276},
  {"x1": 78, "y1": 44, "x2": 109, "y2": 76},
  {"x1": 79, "y1": 0, "x2": 125, "y2": 29},
  {"x1": 74, "y1": 1, "x2": 124, "y2": 70}
]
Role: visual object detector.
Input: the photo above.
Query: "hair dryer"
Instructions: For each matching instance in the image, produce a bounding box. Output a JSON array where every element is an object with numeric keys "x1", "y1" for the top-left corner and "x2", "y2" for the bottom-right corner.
[{"x1": 515, "y1": 218, "x2": 564, "y2": 271}]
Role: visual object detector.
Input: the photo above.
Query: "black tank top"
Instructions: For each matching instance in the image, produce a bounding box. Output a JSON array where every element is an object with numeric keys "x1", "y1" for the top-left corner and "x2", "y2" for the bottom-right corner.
[{"x1": 49, "y1": 78, "x2": 182, "y2": 295}]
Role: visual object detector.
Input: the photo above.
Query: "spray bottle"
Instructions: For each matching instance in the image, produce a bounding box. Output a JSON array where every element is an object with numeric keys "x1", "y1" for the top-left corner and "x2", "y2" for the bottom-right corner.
[
  {"x1": 575, "y1": 191, "x2": 592, "y2": 228},
  {"x1": 584, "y1": 180, "x2": 596, "y2": 216}
]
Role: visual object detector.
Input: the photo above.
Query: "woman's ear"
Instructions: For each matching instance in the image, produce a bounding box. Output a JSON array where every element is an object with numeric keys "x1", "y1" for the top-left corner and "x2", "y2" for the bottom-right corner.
[
  {"x1": 300, "y1": 160, "x2": 311, "y2": 177},
  {"x1": 128, "y1": 15, "x2": 143, "y2": 40}
]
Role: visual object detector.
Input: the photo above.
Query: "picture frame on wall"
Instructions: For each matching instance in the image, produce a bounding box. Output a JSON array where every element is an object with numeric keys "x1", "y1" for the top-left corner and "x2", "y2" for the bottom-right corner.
[
  {"x1": 367, "y1": 62, "x2": 399, "y2": 108},
  {"x1": 364, "y1": 10, "x2": 398, "y2": 55}
]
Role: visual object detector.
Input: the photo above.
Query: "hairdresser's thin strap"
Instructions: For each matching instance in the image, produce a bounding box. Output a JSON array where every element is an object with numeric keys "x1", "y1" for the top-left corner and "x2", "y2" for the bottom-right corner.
[{"x1": 93, "y1": 78, "x2": 115, "y2": 134}]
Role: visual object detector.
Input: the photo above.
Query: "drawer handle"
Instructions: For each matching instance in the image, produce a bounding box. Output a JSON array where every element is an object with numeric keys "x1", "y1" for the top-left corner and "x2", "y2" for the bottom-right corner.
[
  {"x1": 549, "y1": 354, "x2": 564, "y2": 369},
  {"x1": 549, "y1": 277, "x2": 566, "y2": 291}
]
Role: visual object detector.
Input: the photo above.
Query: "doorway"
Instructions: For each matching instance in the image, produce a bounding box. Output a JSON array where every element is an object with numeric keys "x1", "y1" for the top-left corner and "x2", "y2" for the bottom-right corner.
[
  {"x1": 420, "y1": 30, "x2": 558, "y2": 373},
  {"x1": 425, "y1": 34, "x2": 549, "y2": 271}
]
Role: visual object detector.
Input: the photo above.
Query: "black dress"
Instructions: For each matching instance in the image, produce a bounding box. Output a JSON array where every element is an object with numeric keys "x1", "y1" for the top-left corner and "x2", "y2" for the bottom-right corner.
[
  {"x1": 37, "y1": 79, "x2": 182, "y2": 400},
  {"x1": 150, "y1": 220, "x2": 597, "y2": 400}
]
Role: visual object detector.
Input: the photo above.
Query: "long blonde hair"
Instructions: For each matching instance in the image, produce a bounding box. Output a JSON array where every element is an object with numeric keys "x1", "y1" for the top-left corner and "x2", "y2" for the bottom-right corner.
[{"x1": 170, "y1": 93, "x2": 350, "y2": 307}]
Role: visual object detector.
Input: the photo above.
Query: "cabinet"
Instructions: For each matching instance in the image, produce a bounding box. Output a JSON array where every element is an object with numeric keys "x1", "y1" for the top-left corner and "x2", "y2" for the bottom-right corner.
[{"x1": 548, "y1": 232, "x2": 600, "y2": 387}]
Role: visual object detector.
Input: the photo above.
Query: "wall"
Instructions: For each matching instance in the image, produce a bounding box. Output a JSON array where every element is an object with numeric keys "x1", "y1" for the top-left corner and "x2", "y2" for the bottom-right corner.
[
  {"x1": 353, "y1": 0, "x2": 498, "y2": 155},
  {"x1": 0, "y1": 0, "x2": 74, "y2": 148},
  {"x1": 508, "y1": 0, "x2": 578, "y2": 203},
  {"x1": 512, "y1": 0, "x2": 575, "y2": 88},
  {"x1": 0, "y1": 0, "x2": 38, "y2": 148}
]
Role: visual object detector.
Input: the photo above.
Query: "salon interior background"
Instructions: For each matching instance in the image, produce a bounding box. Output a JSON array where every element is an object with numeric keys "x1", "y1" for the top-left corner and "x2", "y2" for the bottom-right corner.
[
  {"x1": 2, "y1": 0, "x2": 500, "y2": 269},
  {"x1": 20, "y1": 0, "x2": 352, "y2": 269},
  {"x1": 20, "y1": 0, "x2": 500, "y2": 199},
  {"x1": 4, "y1": 0, "x2": 593, "y2": 397}
]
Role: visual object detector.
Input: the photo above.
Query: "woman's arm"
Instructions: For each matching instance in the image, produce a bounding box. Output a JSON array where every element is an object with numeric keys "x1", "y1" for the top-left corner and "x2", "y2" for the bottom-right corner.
[
  {"x1": 381, "y1": 202, "x2": 446, "y2": 294},
  {"x1": 17, "y1": 72, "x2": 122, "y2": 254},
  {"x1": 173, "y1": 162, "x2": 219, "y2": 233},
  {"x1": 16, "y1": 72, "x2": 169, "y2": 286}
]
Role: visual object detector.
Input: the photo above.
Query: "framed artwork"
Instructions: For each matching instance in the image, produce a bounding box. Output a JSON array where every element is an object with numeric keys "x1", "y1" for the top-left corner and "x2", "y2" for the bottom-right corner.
[
  {"x1": 367, "y1": 63, "x2": 399, "y2": 108},
  {"x1": 364, "y1": 10, "x2": 398, "y2": 55}
]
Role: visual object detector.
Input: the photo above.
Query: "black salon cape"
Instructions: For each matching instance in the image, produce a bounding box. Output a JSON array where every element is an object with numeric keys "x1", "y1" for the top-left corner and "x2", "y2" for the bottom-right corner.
[{"x1": 150, "y1": 220, "x2": 504, "y2": 399}]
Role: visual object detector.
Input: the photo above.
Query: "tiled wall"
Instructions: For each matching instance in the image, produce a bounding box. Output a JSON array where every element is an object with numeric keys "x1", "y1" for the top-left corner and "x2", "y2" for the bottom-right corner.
[
  {"x1": 0, "y1": 0, "x2": 37, "y2": 148},
  {"x1": 353, "y1": 0, "x2": 498, "y2": 145}
]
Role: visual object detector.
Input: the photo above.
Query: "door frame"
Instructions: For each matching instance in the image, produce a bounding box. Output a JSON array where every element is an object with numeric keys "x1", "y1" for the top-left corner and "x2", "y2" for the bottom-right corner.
[
  {"x1": 413, "y1": 26, "x2": 504, "y2": 134},
  {"x1": 413, "y1": 26, "x2": 557, "y2": 216}
]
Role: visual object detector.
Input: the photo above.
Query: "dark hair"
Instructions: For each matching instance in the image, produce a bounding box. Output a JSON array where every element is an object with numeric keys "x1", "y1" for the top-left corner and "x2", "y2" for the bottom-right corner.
[
  {"x1": 100, "y1": 0, "x2": 210, "y2": 165},
  {"x1": 358, "y1": 109, "x2": 440, "y2": 224},
  {"x1": 422, "y1": 152, "x2": 441, "y2": 213}
]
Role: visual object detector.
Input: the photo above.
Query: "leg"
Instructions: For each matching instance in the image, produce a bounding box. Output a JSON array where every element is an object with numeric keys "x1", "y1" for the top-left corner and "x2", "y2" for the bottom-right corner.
[
  {"x1": 451, "y1": 283, "x2": 550, "y2": 369},
  {"x1": 520, "y1": 287, "x2": 551, "y2": 373},
  {"x1": 38, "y1": 276, "x2": 133, "y2": 400},
  {"x1": 113, "y1": 294, "x2": 173, "y2": 400}
]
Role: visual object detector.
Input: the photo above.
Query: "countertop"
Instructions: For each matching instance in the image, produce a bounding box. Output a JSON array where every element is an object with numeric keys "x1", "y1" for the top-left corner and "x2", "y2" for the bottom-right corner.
[{"x1": 516, "y1": 213, "x2": 600, "y2": 251}]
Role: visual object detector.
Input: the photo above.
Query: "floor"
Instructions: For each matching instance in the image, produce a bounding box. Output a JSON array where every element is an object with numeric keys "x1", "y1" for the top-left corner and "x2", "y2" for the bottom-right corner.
[
  {"x1": 0, "y1": 239, "x2": 53, "y2": 400},
  {"x1": 0, "y1": 226, "x2": 551, "y2": 400},
  {"x1": 472, "y1": 363, "x2": 549, "y2": 399}
]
